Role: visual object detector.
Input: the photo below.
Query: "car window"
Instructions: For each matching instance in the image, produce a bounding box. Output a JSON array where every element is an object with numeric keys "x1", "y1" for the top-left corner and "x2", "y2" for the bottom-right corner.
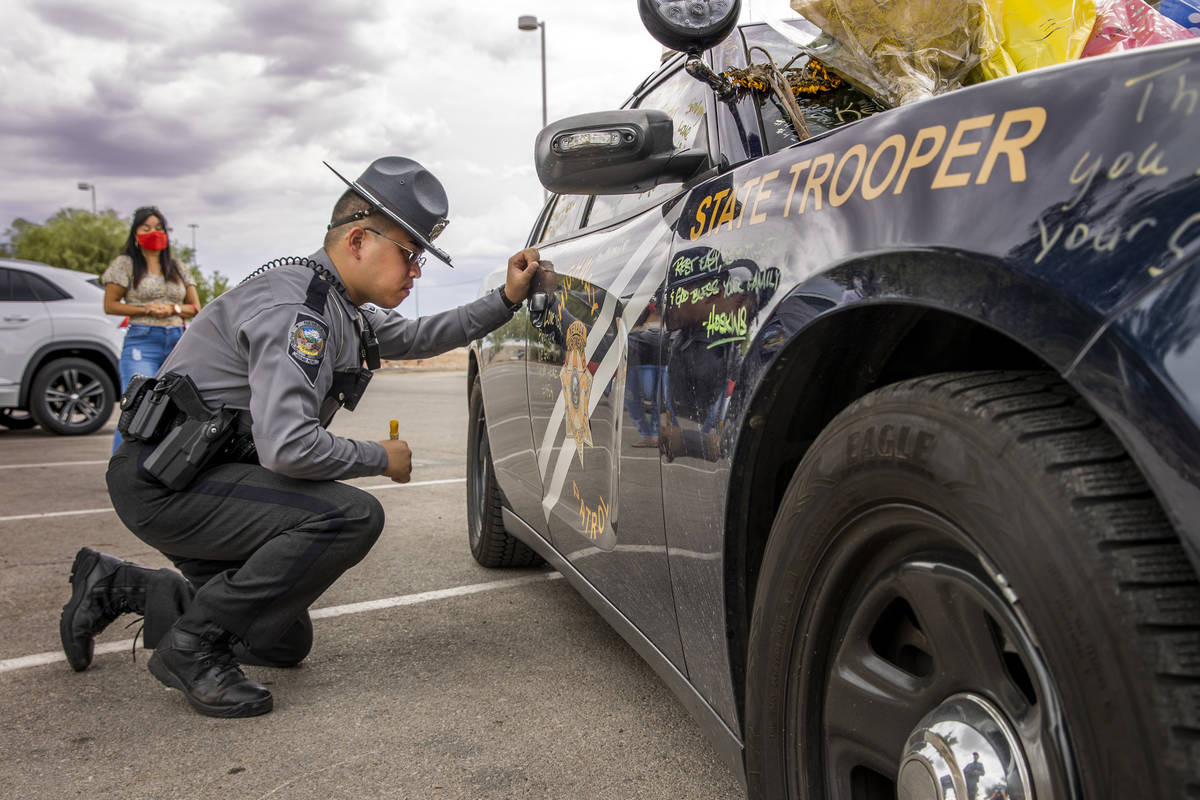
[
  {"x1": 587, "y1": 68, "x2": 709, "y2": 228},
  {"x1": 539, "y1": 194, "x2": 589, "y2": 244},
  {"x1": 6, "y1": 269, "x2": 40, "y2": 302},
  {"x1": 741, "y1": 22, "x2": 883, "y2": 153},
  {"x1": 0, "y1": 269, "x2": 10, "y2": 301},
  {"x1": 27, "y1": 272, "x2": 71, "y2": 301}
]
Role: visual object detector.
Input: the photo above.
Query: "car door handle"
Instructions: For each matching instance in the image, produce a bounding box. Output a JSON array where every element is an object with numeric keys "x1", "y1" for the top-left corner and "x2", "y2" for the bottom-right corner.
[{"x1": 3, "y1": 315, "x2": 31, "y2": 322}]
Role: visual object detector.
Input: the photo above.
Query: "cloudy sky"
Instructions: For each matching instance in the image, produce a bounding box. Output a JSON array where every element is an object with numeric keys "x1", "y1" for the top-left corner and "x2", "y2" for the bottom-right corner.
[{"x1": 0, "y1": 0, "x2": 800, "y2": 315}]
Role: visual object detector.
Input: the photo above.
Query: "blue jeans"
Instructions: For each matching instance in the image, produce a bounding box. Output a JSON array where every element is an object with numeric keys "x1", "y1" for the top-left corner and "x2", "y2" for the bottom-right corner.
[
  {"x1": 113, "y1": 324, "x2": 184, "y2": 451},
  {"x1": 624, "y1": 364, "x2": 664, "y2": 439}
]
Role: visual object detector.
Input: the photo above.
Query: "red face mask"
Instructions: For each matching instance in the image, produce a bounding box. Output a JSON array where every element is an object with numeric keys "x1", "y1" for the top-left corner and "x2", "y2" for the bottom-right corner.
[{"x1": 136, "y1": 231, "x2": 168, "y2": 251}]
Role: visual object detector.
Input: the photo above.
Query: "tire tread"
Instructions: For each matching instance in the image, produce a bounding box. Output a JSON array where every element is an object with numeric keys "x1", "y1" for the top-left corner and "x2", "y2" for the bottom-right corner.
[
  {"x1": 467, "y1": 377, "x2": 542, "y2": 569},
  {"x1": 942, "y1": 371, "x2": 1200, "y2": 794}
]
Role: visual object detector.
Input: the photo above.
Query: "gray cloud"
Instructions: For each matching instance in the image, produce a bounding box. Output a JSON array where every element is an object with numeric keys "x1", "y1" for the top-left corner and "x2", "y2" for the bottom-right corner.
[
  {"x1": 31, "y1": 2, "x2": 148, "y2": 40},
  {"x1": 180, "y1": 0, "x2": 390, "y2": 85},
  {"x1": 0, "y1": 0, "x2": 788, "y2": 316}
]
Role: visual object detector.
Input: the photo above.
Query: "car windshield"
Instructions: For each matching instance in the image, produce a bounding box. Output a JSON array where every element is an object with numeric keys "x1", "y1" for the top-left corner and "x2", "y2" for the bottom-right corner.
[{"x1": 741, "y1": 21, "x2": 883, "y2": 152}]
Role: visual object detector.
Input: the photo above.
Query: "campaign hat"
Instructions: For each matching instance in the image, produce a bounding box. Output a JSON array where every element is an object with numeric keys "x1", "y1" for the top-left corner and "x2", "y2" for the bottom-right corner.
[{"x1": 325, "y1": 156, "x2": 452, "y2": 266}]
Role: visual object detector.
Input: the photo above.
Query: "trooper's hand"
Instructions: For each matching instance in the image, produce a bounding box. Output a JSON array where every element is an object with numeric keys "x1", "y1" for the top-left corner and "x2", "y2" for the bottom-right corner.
[
  {"x1": 380, "y1": 438, "x2": 413, "y2": 484},
  {"x1": 503, "y1": 247, "x2": 540, "y2": 306}
]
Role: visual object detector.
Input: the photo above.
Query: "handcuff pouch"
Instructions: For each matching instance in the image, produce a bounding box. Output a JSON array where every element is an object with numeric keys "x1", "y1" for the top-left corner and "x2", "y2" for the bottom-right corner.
[{"x1": 121, "y1": 376, "x2": 176, "y2": 442}]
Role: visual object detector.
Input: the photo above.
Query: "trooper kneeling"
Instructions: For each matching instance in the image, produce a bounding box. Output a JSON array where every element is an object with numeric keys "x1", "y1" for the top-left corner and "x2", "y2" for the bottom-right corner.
[{"x1": 61, "y1": 155, "x2": 537, "y2": 717}]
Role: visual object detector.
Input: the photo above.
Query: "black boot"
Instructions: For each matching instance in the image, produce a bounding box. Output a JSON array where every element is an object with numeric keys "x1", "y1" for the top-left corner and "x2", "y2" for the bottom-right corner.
[
  {"x1": 148, "y1": 621, "x2": 273, "y2": 718},
  {"x1": 60, "y1": 547, "x2": 150, "y2": 671}
]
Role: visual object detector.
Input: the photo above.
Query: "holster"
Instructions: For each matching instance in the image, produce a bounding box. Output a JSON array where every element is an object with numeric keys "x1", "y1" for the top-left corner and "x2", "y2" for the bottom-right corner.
[{"x1": 120, "y1": 372, "x2": 241, "y2": 490}]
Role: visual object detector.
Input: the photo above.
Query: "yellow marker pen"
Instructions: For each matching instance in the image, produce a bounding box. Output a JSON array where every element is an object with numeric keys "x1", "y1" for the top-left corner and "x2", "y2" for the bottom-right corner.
[{"x1": 389, "y1": 420, "x2": 399, "y2": 440}]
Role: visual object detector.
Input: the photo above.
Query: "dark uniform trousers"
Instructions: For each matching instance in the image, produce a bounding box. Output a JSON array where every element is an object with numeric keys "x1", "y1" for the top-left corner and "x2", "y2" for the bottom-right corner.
[{"x1": 106, "y1": 440, "x2": 385, "y2": 666}]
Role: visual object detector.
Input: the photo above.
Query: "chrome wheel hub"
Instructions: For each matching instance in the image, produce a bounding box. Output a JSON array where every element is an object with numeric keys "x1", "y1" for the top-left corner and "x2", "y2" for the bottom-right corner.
[{"x1": 897, "y1": 693, "x2": 1031, "y2": 800}]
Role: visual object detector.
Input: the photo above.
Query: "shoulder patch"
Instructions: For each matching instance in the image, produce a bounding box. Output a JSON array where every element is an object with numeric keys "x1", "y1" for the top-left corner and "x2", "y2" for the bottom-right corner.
[{"x1": 288, "y1": 311, "x2": 328, "y2": 386}]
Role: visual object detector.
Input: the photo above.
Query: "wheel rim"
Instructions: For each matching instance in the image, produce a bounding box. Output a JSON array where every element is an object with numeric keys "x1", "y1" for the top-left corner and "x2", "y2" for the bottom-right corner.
[
  {"x1": 43, "y1": 367, "x2": 106, "y2": 428},
  {"x1": 468, "y1": 405, "x2": 487, "y2": 549},
  {"x1": 795, "y1": 503, "x2": 1076, "y2": 800}
]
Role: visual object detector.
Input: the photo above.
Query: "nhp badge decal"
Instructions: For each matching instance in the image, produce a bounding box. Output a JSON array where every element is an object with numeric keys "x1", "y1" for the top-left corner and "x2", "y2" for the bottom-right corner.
[
  {"x1": 560, "y1": 319, "x2": 593, "y2": 465},
  {"x1": 288, "y1": 312, "x2": 327, "y2": 386}
]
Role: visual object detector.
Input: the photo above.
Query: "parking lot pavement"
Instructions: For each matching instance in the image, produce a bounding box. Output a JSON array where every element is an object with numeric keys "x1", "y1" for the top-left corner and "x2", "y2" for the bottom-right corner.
[{"x1": 0, "y1": 370, "x2": 744, "y2": 799}]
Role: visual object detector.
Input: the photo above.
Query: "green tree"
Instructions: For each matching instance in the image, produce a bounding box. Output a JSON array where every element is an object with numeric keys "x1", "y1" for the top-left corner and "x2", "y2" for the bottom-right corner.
[
  {"x1": 4, "y1": 208, "x2": 127, "y2": 274},
  {"x1": 3, "y1": 207, "x2": 230, "y2": 303},
  {"x1": 174, "y1": 243, "x2": 229, "y2": 304},
  {"x1": 189, "y1": 264, "x2": 230, "y2": 305}
]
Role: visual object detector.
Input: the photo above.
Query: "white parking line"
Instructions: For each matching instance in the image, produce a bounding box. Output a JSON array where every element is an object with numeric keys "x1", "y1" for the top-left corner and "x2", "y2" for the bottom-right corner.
[
  {"x1": 0, "y1": 478, "x2": 467, "y2": 523},
  {"x1": 0, "y1": 572, "x2": 562, "y2": 674},
  {"x1": 0, "y1": 508, "x2": 117, "y2": 523},
  {"x1": 0, "y1": 459, "x2": 111, "y2": 471}
]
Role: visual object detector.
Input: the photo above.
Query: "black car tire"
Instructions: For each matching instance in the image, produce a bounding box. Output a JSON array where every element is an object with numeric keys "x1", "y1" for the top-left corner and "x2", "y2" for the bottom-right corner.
[
  {"x1": 28, "y1": 357, "x2": 115, "y2": 436},
  {"x1": 0, "y1": 408, "x2": 37, "y2": 430},
  {"x1": 467, "y1": 374, "x2": 542, "y2": 568},
  {"x1": 745, "y1": 371, "x2": 1200, "y2": 800}
]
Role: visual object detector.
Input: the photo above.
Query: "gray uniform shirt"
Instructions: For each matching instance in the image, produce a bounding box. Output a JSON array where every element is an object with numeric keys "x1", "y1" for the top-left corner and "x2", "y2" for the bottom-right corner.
[{"x1": 157, "y1": 248, "x2": 513, "y2": 481}]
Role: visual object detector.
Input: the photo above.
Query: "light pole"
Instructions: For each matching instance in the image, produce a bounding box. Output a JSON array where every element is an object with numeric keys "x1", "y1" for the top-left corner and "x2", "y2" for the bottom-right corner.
[
  {"x1": 188, "y1": 223, "x2": 199, "y2": 262},
  {"x1": 77, "y1": 182, "x2": 96, "y2": 214},
  {"x1": 517, "y1": 15, "x2": 547, "y2": 130}
]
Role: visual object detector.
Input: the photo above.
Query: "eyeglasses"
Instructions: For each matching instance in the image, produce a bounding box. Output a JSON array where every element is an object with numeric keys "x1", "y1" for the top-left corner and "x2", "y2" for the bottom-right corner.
[{"x1": 366, "y1": 228, "x2": 426, "y2": 269}]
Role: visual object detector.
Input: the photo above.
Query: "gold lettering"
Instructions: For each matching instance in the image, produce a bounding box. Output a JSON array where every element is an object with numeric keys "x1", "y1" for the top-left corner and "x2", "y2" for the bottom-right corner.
[
  {"x1": 976, "y1": 107, "x2": 1045, "y2": 185},
  {"x1": 749, "y1": 170, "x2": 779, "y2": 226},
  {"x1": 1169, "y1": 212, "x2": 1200, "y2": 261},
  {"x1": 715, "y1": 186, "x2": 738, "y2": 233},
  {"x1": 862, "y1": 134, "x2": 906, "y2": 200},
  {"x1": 1108, "y1": 152, "x2": 1133, "y2": 179},
  {"x1": 1035, "y1": 217, "x2": 1063, "y2": 264},
  {"x1": 690, "y1": 196, "x2": 712, "y2": 240},
  {"x1": 1126, "y1": 218, "x2": 1158, "y2": 241},
  {"x1": 829, "y1": 144, "x2": 868, "y2": 207},
  {"x1": 1093, "y1": 227, "x2": 1120, "y2": 253},
  {"x1": 1173, "y1": 74, "x2": 1198, "y2": 116},
  {"x1": 736, "y1": 177, "x2": 762, "y2": 228},
  {"x1": 1065, "y1": 223, "x2": 1090, "y2": 249},
  {"x1": 784, "y1": 159, "x2": 811, "y2": 217},
  {"x1": 706, "y1": 188, "x2": 731, "y2": 233},
  {"x1": 894, "y1": 125, "x2": 946, "y2": 194},
  {"x1": 932, "y1": 114, "x2": 995, "y2": 189},
  {"x1": 1063, "y1": 152, "x2": 1101, "y2": 211},
  {"x1": 1137, "y1": 142, "x2": 1169, "y2": 177},
  {"x1": 572, "y1": 481, "x2": 610, "y2": 541},
  {"x1": 798, "y1": 153, "x2": 836, "y2": 214},
  {"x1": 1137, "y1": 82, "x2": 1153, "y2": 125}
]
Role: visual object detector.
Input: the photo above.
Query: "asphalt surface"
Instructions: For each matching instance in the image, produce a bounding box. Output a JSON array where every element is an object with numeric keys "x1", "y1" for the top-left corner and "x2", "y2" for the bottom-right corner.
[{"x1": 0, "y1": 370, "x2": 743, "y2": 799}]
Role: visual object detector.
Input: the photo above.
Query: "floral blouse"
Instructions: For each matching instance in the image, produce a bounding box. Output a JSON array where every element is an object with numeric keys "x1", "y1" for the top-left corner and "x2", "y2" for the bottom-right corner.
[{"x1": 102, "y1": 255, "x2": 194, "y2": 326}]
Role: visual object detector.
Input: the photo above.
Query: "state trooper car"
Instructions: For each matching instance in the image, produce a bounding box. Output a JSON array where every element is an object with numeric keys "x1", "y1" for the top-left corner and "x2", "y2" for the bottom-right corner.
[{"x1": 466, "y1": 2, "x2": 1200, "y2": 798}]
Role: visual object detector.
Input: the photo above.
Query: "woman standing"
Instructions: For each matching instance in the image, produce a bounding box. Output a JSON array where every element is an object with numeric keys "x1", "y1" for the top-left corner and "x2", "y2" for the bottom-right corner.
[{"x1": 102, "y1": 206, "x2": 200, "y2": 449}]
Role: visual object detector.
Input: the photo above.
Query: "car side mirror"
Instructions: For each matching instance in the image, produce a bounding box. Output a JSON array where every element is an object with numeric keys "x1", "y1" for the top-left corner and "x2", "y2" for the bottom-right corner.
[{"x1": 534, "y1": 109, "x2": 709, "y2": 195}]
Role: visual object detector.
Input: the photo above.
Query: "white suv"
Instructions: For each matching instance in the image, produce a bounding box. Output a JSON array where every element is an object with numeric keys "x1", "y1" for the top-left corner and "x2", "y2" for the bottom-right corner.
[{"x1": 0, "y1": 258, "x2": 125, "y2": 435}]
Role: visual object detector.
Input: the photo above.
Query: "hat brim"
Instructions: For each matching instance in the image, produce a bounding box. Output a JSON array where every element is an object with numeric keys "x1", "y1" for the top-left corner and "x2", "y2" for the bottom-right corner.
[{"x1": 324, "y1": 161, "x2": 452, "y2": 267}]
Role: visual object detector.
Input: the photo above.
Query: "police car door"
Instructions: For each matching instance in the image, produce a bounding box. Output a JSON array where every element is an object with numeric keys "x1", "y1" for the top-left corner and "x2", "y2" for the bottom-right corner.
[{"x1": 526, "y1": 62, "x2": 712, "y2": 672}]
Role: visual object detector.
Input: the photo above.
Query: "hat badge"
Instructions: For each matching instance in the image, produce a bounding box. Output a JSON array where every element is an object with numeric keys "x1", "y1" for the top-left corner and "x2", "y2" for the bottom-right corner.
[{"x1": 429, "y1": 217, "x2": 449, "y2": 241}]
